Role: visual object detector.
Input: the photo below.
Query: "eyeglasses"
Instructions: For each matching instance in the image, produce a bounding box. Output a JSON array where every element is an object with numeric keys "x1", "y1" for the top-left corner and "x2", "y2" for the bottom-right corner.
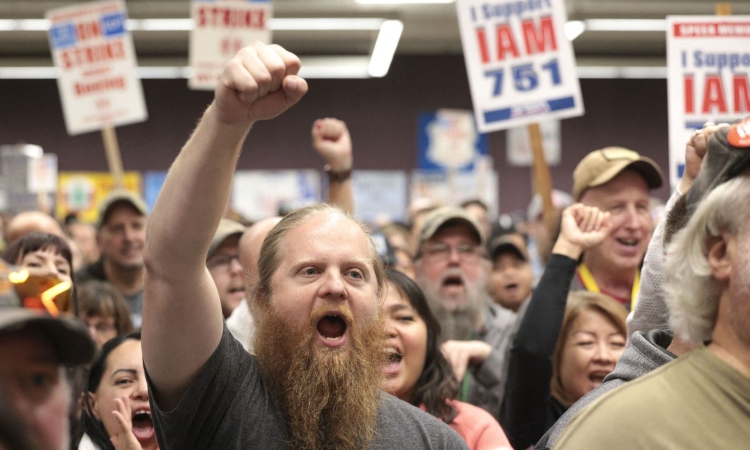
[
  {"x1": 207, "y1": 254, "x2": 241, "y2": 272},
  {"x1": 420, "y1": 242, "x2": 484, "y2": 263}
]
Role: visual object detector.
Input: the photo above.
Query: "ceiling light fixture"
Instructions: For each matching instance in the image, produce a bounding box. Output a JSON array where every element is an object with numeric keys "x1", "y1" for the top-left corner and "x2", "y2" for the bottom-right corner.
[
  {"x1": 356, "y1": 0, "x2": 454, "y2": 4},
  {"x1": 0, "y1": 17, "x2": 387, "y2": 32},
  {"x1": 564, "y1": 20, "x2": 585, "y2": 41},
  {"x1": 585, "y1": 19, "x2": 666, "y2": 32},
  {"x1": 368, "y1": 20, "x2": 404, "y2": 77}
]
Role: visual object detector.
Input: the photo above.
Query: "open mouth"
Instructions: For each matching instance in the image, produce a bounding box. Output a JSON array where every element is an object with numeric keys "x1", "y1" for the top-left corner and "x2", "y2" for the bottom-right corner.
[
  {"x1": 442, "y1": 276, "x2": 464, "y2": 288},
  {"x1": 504, "y1": 282, "x2": 518, "y2": 292},
  {"x1": 317, "y1": 314, "x2": 347, "y2": 340},
  {"x1": 616, "y1": 238, "x2": 639, "y2": 247},
  {"x1": 229, "y1": 286, "x2": 245, "y2": 295},
  {"x1": 384, "y1": 347, "x2": 402, "y2": 363},
  {"x1": 131, "y1": 409, "x2": 154, "y2": 442},
  {"x1": 588, "y1": 371, "x2": 609, "y2": 386},
  {"x1": 383, "y1": 346, "x2": 402, "y2": 376}
]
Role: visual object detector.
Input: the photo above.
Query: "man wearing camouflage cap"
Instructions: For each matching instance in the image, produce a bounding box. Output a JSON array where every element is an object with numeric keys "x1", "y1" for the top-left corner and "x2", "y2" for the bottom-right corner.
[{"x1": 414, "y1": 206, "x2": 516, "y2": 417}]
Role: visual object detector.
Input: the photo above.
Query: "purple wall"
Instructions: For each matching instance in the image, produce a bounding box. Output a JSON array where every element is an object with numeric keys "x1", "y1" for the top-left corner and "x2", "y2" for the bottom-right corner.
[{"x1": 0, "y1": 55, "x2": 671, "y2": 214}]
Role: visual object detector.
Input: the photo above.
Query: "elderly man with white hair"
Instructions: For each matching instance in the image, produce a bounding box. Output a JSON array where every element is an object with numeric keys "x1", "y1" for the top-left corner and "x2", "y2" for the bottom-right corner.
[{"x1": 554, "y1": 121, "x2": 750, "y2": 449}]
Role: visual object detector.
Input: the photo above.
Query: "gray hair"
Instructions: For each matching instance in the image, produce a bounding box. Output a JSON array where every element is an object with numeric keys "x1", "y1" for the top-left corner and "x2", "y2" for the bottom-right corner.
[{"x1": 665, "y1": 174, "x2": 750, "y2": 344}]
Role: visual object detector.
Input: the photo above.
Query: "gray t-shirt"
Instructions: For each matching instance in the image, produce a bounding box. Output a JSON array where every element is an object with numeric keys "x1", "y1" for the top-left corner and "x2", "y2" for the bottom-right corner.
[{"x1": 147, "y1": 326, "x2": 469, "y2": 450}]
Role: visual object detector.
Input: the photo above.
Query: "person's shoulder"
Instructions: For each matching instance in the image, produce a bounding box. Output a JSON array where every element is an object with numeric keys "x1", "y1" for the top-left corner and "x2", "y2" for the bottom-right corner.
[
  {"x1": 376, "y1": 394, "x2": 469, "y2": 450},
  {"x1": 486, "y1": 304, "x2": 516, "y2": 329},
  {"x1": 449, "y1": 400, "x2": 512, "y2": 449},
  {"x1": 554, "y1": 355, "x2": 693, "y2": 449},
  {"x1": 450, "y1": 399, "x2": 495, "y2": 423}
]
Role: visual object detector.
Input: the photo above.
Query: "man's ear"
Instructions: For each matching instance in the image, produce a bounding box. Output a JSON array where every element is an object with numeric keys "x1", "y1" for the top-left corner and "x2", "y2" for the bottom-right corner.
[
  {"x1": 707, "y1": 234, "x2": 732, "y2": 281},
  {"x1": 87, "y1": 392, "x2": 101, "y2": 421}
]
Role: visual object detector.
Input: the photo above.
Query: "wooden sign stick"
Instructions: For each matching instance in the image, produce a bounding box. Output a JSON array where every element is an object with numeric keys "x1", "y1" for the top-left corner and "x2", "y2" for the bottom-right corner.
[
  {"x1": 528, "y1": 122, "x2": 556, "y2": 232},
  {"x1": 101, "y1": 126, "x2": 124, "y2": 189},
  {"x1": 715, "y1": 2, "x2": 731, "y2": 15}
]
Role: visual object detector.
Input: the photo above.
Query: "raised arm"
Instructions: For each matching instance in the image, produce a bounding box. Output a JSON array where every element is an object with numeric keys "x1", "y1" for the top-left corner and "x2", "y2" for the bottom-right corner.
[
  {"x1": 312, "y1": 118, "x2": 354, "y2": 214},
  {"x1": 500, "y1": 204, "x2": 611, "y2": 449},
  {"x1": 627, "y1": 123, "x2": 716, "y2": 337},
  {"x1": 141, "y1": 43, "x2": 307, "y2": 410}
]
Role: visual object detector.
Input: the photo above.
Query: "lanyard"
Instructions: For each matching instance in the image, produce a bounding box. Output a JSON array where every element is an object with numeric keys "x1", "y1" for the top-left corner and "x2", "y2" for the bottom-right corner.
[{"x1": 577, "y1": 263, "x2": 640, "y2": 310}]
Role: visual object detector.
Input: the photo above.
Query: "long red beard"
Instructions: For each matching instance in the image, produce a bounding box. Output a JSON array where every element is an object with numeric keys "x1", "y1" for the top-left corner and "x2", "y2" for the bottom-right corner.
[{"x1": 253, "y1": 302, "x2": 386, "y2": 450}]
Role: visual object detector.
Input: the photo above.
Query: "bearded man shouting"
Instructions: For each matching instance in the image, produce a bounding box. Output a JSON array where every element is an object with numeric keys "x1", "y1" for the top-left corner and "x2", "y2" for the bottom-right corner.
[{"x1": 141, "y1": 42, "x2": 467, "y2": 450}]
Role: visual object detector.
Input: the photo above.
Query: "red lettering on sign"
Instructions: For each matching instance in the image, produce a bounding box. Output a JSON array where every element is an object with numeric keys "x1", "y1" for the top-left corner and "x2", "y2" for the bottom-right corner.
[
  {"x1": 684, "y1": 76, "x2": 694, "y2": 114},
  {"x1": 196, "y1": 6, "x2": 266, "y2": 29},
  {"x1": 495, "y1": 23, "x2": 519, "y2": 61},
  {"x1": 521, "y1": 16, "x2": 557, "y2": 55},
  {"x1": 702, "y1": 75, "x2": 727, "y2": 114},
  {"x1": 76, "y1": 20, "x2": 101, "y2": 41},
  {"x1": 476, "y1": 28, "x2": 490, "y2": 64},
  {"x1": 60, "y1": 41, "x2": 125, "y2": 69},
  {"x1": 734, "y1": 75, "x2": 750, "y2": 113}
]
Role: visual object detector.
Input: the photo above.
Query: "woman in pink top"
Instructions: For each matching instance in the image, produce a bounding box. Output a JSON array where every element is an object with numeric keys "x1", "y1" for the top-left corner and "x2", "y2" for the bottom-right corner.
[{"x1": 381, "y1": 269, "x2": 513, "y2": 450}]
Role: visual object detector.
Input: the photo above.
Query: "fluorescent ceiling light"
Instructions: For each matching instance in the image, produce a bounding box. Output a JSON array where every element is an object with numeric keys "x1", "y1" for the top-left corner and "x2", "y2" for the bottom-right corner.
[
  {"x1": 270, "y1": 18, "x2": 384, "y2": 31},
  {"x1": 357, "y1": 0, "x2": 454, "y2": 3},
  {"x1": 129, "y1": 19, "x2": 193, "y2": 31},
  {"x1": 585, "y1": 19, "x2": 666, "y2": 32},
  {"x1": 0, "y1": 18, "x2": 385, "y2": 32},
  {"x1": 0, "y1": 19, "x2": 402, "y2": 80},
  {"x1": 0, "y1": 19, "x2": 50, "y2": 31},
  {"x1": 368, "y1": 20, "x2": 403, "y2": 77},
  {"x1": 565, "y1": 21, "x2": 585, "y2": 41},
  {"x1": 576, "y1": 66, "x2": 667, "y2": 79}
]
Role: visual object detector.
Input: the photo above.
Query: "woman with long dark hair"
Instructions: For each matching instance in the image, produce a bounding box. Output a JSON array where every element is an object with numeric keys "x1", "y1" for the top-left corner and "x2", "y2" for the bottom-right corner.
[
  {"x1": 382, "y1": 269, "x2": 512, "y2": 450},
  {"x1": 80, "y1": 333, "x2": 157, "y2": 450}
]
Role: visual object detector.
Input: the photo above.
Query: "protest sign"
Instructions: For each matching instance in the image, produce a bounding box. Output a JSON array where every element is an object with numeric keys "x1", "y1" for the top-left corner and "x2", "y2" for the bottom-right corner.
[
  {"x1": 455, "y1": 0, "x2": 583, "y2": 133},
  {"x1": 417, "y1": 109, "x2": 488, "y2": 171},
  {"x1": 47, "y1": 1, "x2": 147, "y2": 135},
  {"x1": 56, "y1": 172, "x2": 142, "y2": 222},
  {"x1": 667, "y1": 16, "x2": 750, "y2": 187},
  {"x1": 189, "y1": 0, "x2": 273, "y2": 90}
]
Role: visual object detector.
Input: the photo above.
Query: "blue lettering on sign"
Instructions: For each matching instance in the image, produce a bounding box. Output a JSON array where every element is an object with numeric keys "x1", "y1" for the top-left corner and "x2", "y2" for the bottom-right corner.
[
  {"x1": 483, "y1": 96, "x2": 575, "y2": 123},
  {"x1": 101, "y1": 12, "x2": 126, "y2": 37},
  {"x1": 49, "y1": 23, "x2": 77, "y2": 49}
]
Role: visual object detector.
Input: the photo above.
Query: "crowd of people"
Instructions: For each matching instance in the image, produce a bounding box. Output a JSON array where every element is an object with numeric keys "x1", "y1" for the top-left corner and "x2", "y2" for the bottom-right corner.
[{"x1": 1, "y1": 42, "x2": 749, "y2": 450}]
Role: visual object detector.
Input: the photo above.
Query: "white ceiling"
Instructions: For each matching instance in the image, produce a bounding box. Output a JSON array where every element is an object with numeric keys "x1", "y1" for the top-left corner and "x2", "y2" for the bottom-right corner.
[{"x1": 1, "y1": 0, "x2": 748, "y2": 71}]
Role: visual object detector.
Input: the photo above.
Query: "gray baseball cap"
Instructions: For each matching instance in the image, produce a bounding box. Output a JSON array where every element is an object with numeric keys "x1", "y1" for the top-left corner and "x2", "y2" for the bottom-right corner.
[
  {"x1": 208, "y1": 219, "x2": 246, "y2": 258},
  {"x1": 416, "y1": 206, "x2": 485, "y2": 257},
  {"x1": 97, "y1": 189, "x2": 148, "y2": 229}
]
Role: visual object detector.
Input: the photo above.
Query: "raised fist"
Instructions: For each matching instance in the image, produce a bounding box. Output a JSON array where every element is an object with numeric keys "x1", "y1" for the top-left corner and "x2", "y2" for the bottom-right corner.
[
  {"x1": 311, "y1": 118, "x2": 353, "y2": 170},
  {"x1": 557, "y1": 204, "x2": 612, "y2": 255},
  {"x1": 214, "y1": 42, "x2": 308, "y2": 125}
]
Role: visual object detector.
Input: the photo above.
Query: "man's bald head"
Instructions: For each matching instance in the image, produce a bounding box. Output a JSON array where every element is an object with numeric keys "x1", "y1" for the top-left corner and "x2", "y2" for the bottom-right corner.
[
  {"x1": 239, "y1": 216, "x2": 282, "y2": 285},
  {"x1": 6, "y1": 212, "x2": 64, "y2": 245}
]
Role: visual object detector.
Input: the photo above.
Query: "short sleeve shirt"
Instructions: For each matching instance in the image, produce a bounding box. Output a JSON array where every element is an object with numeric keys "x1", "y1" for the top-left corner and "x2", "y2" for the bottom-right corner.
[{"x1": 146, "y1": 325, "x2": 469, "y2": 450}]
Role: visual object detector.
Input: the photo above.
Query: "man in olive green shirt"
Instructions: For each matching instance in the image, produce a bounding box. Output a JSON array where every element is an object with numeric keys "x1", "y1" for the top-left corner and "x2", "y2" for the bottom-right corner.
[{"x1": 555, "y1": 125, "x2": 750, "y2": 449}]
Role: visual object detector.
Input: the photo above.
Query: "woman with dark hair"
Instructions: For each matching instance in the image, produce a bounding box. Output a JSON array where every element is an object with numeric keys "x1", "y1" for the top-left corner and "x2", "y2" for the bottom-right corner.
[
  {"x1": 1, "y1": 231, "x2": 74, "y2": 280},
  {"x1": 382, "y1": 269, "x2": 512, "y2": 450},
  {"x1": 499, "y1": 204, "x2": 627, "y2": 450},
  {"x1": 1, "y1": 232, "x2": 75, "y2": 314},
  {"x1": 77, "y1": 281, "x2": 134, "y2": 349},
  {"x1": 80, "y1": 333, "x2": 157, "y2": 450}
]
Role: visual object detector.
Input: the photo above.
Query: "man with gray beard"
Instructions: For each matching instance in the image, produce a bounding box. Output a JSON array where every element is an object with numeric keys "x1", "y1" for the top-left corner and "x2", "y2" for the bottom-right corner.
[{"x1": 414, "y1": 206, "x2": 517, "y2": 418}]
